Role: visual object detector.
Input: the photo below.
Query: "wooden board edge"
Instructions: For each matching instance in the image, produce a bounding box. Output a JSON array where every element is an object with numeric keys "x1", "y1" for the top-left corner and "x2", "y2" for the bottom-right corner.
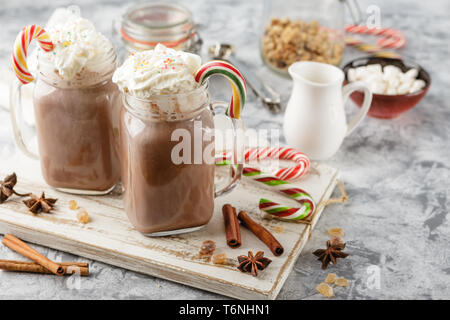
[
  {"x1": 0, "y1": 167, "x2": 340, "y2": 300},
  {"x1": 0, "y1": 222, "x2": 270, "y2": 300},
  {"x1": 266, "y1": 168, "x2": 339, "y2": 300}
]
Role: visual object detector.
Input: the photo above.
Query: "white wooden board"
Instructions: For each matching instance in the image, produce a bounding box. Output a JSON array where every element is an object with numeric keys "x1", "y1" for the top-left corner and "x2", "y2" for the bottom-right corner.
[{"x1": 0, "y1": 153, "x2": 338, "y2": 299}]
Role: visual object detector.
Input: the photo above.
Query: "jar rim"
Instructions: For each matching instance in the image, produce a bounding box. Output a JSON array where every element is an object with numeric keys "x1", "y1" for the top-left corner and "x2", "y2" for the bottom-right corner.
[
  {"x1": 120, "y1": 2, "x2": 198, "y2": 51},
  {"x1": 122, "y1": 82, "x2": 210, "y2": 122},
  {"x1": 123, "y1": 81, "x2": 209, "y2": 101},
  {"x1": 122, "y1": 2, "x2": 193, "y2": 31},
  {"x1": 36, "y1": 47, "x2": 118, "y2": 87}
]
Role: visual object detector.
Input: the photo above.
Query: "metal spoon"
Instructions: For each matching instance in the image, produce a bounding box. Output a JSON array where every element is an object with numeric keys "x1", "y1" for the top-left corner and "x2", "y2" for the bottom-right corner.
[{"x1": 208, "y1": 43, "x2": 282, "y2": 114}]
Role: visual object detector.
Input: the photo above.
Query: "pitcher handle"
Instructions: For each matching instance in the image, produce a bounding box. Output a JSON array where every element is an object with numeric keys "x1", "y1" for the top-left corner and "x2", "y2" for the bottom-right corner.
[
  {"x1": 9, "y1": 78, "x2": 39, "y2": 159},
  {"x1": 211, "y1": 101, "x2": 244, "y2": 198},
  {"x1": 342, "y1": 81, "x2": 372, "y2": 136}
]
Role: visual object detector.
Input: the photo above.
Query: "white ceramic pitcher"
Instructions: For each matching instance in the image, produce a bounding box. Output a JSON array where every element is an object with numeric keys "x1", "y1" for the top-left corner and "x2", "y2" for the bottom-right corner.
[{"x1": 283, "y1": 61, "x2": 372, "y2": 160}]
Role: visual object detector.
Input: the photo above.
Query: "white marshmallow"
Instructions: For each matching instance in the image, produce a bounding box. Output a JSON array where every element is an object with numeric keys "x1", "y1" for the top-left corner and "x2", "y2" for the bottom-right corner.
[
  {"x1": 349, "y1": 63, "x2": 424, "y2": 96},
  {"x1": 365, "y1": 64, "x2": 383, "y2": 75},
  {"x1": 397, "y1": 82, "x2": 411, "y2": 95},
  {"x1": 387, "y1": 76, "x2": 400, "y2": 88},
  {"x1": 398, "y1": 73, "x2": 414, "y2": 86},
  {"x1": 405, "y1": 68, "x2": 419, "y2": 79},
  {"x1": 383, "y1": 65, "x2": 402, "y2": 78},
  {"x1": 385, "y1": 87, "x2": 397, "y2": 95},
  {"x1": 355, "y1": 66, "x2": 369, "y2": 80},
  {"x1": 369, "y1": 81, "x2": 387, "y2": 95},
  {"x1": 347, "y1": 68, "x2": 357, "y2": 82},
  {"x1": 415, "y1": 79, "x2": 426, "y2": 87},
  {"x1": 382, "y1": 72, "x2": 391, "y2": 82},
  {"x1": 409, "y1": 79, "x2": 426, "y2": 93},
  {"x1": 365, "y1": 73, "x2": 383, "y2": 83}
]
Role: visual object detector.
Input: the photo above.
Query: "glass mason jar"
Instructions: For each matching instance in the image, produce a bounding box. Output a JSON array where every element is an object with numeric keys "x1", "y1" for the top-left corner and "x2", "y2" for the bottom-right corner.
[
  {"x1": 118, "y1": 3, "x2": 202, "y2": 56},
  {"x1": 261, "y1": 0, "x2": 345, "y2": 75},
  {"x1": 10, "y1": 48, "x2": 122, "y2": 195},
  {"x1": 120, "y1": 83, "x2": 243, "y2": 236}
]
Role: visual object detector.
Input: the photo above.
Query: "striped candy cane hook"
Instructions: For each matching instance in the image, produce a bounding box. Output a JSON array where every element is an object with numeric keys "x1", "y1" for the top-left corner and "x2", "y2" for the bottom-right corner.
[
  {"x1": 195, "y1": 60, "x2": 247, "y2": 119},
  {"x1": 245, "y1": 147, "x2": 310, "y2": 181},
  {"x1": 345, "y1": 24, "x2": 406, "y2": 58},
  {"x1": 216, "y1": 147, "x2": 310, "y2": 181},
  {"x1": 243, "y1": 167, "x2": 315, "y2": 220},
  {"x1": 12, "y1": 25, "x2": 54, "y2": 84}
]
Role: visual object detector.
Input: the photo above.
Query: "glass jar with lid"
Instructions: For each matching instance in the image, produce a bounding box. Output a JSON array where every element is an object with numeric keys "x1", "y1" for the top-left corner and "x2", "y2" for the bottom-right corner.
[
  {"x1": 118, "y1": 3, "x2": 202, "y2": 55},
  {"x1": 261, "y1": 0, "x2": 346, "y2": 75}
]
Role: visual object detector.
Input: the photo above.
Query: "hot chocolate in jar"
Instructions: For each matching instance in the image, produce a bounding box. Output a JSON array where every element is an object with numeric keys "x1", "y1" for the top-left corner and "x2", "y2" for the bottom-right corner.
[
  {"x1": 10, "y1": 8, "x2": 121, "y2": 194},
  {"x1": 113, "y1": 44, "x2": 245, "y2": 236}
]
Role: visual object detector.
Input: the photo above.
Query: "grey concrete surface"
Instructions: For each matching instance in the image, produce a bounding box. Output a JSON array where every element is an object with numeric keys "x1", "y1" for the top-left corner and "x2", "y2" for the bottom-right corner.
[{"x1": 0, "y1": 0, "x2": 448, "y2": 299}]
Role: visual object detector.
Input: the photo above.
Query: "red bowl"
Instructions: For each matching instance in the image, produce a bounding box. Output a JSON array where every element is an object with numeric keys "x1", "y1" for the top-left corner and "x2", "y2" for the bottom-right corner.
[{"x1": 342, "y1": 56, "x2": 431, "y2": 119}]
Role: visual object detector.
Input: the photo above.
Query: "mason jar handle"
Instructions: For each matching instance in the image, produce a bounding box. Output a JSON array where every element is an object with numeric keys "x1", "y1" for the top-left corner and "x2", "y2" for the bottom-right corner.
[
  {"x1": 211, "y1": 101, "x2": 243, "y2": 198},
  {"x1": 10, "y1": 24, "x2": 53, "y2": 160},
  {"x1": 9, "y1": 78, "x2": 39, "y2": 159}
]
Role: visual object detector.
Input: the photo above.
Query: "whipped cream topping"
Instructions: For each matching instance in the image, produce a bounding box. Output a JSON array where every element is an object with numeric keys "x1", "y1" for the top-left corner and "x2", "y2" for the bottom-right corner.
[
  {"x1": 40, "y1": 8, "x2": 114, "y2": 79},
  {"x1": 112, "y1": 44, "x2": 202, "y2": 97}
]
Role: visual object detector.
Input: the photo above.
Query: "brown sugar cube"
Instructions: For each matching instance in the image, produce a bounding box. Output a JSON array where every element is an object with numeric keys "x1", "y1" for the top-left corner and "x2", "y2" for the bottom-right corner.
[
  {"x1": 77, "y1": 210, "x2": 90, "y2": 224},
  {"x1": 272, "y1": 225, "x2": 284, "y2": 233},
  {"x1": 325, "y1": 273, "x2": 337, "y2": 284},
  {"x1": 335, "y1": 277, "x2": 349, "y2": 287},
  {"x1": 316, "y1": 282, "x2": 334, "y2": 298},
  {"x1": 68, "y1": 200, "x2": 78, "y2": 210},
  {"x1": 212, "y1": 253, "x2": 227, "y2": 265},
  {"x1": 199, "y1": 240, "x2": 216, "y2": 257},
  {"x1": 328, "y1": 228, "x2": 344, "y2": 238}
]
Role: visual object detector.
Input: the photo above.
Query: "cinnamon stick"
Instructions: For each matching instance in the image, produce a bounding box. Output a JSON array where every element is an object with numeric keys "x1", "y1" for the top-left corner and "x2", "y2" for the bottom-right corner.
[
  {"x1": 0, "y1": 260, "x2": 89, "y2": 276},
  {"x1": 238, "y1": 211, "x2": 284, "y2": 256},
  {"x1": 2, "y1": 234, "x2": 64, "y2": 276},
  {"x1": 222, "y1": 204, "x2": 241, "y2": 248}
]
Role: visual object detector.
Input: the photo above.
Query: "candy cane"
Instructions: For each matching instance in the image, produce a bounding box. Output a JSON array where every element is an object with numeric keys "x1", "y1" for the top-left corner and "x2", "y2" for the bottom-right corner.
[
  {"x1": 243, "y1": 167, "x2": 315, "y2": 220},
  {"x1": 345, "y1": 25, "x2": 406, "y2": 49},
  {"x1": 216, "y1": 147, "x2": 310, "y2": 181},
  {"x1": 245, "y1": 147, "x2": 310, "y2": 181},
  {"x1": 345, "y1": 24, "x2": 405, "y2": 59},
  {"x1": 344, "y1": 39, "x2": 402, "y2": 59},
  {"x1": 259, "y1": 198, "x2": 312, "y2": 220},
  {"x1": 195, "y1": 60, "x2": 246, "y2": 119},
  {"x1": 12, "y1": 25, "x2": 54, "y2": 84}
]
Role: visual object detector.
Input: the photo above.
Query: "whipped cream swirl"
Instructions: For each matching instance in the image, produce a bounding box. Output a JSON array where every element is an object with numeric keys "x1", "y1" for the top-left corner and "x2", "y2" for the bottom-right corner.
[
  {"x1": 112, "y1": 44, "x2": 202, "y2": 97},
  {"x1": 40, "y1": 8, "x2": 115, "y2": 79}
]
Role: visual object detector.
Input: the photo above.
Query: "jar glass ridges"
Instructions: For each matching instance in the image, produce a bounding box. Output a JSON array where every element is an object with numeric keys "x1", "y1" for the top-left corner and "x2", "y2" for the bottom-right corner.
[{"x1": 120, "y1": 3, "x2": 202, "y2": 54}]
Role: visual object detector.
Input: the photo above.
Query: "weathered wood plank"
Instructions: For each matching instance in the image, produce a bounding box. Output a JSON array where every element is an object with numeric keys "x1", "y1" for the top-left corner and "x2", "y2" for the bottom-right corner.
[{"x1": 0, "y1": 155, "x2": 338, "y2": 299}]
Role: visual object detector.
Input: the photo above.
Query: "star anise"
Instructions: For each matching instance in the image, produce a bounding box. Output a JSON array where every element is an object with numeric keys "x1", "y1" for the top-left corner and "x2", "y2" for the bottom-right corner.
[
  {"x1": 313, "y1": 238, "x2": 349, "y2": 270},
  {"x1": 23, "y1": 192, "x2": 58, "y2": 214},
  {"x1": 237, "y1": 251, "x2": 272, "y2": 277},
  {"x1": 0, "y1": 173, "x2": 30, "y2": 203}
]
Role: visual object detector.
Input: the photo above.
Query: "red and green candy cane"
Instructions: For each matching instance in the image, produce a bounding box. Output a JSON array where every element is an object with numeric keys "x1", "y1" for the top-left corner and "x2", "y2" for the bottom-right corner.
[
  {"x1": 243, "y1": 167, "x2": 316, "y2": 220},
  {"x1": 345, "y1": 24, "x2": 406, "y2": 59},
  {"x1": 195, "y1": 60, "x2": 246, "y2": 119},
  {"x1": 216, "y1": 147, "x2": 310, "y2": 180}
]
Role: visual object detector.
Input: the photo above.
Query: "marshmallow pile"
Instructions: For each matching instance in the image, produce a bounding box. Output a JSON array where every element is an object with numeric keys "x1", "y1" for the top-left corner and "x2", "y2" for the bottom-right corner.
[{"x1": 347, "y1": 64, "x2": 426, "y2": 95}]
